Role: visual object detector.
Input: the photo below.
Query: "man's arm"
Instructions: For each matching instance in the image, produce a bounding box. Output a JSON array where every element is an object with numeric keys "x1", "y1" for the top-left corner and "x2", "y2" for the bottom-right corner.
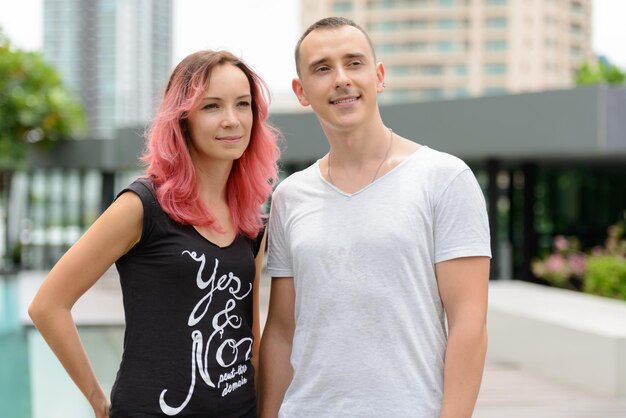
[
  {"x1": 259, "y1": 276, "x2": 296, "y2": 418},
  {"x1": 436, "y1": 256, "x2": 490, "y2": 418}
]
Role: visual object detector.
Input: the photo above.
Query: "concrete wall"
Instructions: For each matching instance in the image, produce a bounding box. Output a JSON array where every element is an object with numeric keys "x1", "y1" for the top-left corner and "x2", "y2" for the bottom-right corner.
[
  {"x1": 488, "y1": 280, "x2": 626, "y2": 397},
  {"x1": 27, "y1": 86, "x2": 626, "y2": 169},
  {"x1": 270, "y1": 86, "x2": 626, "y2": 163}
]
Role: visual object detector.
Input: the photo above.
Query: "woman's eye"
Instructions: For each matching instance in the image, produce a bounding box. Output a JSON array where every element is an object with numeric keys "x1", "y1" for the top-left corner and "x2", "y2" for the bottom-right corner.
[
  {"x1": 238, "y1": 101, "x2": 251, "y2": 107},
  {"x1": 202, "y1": 103, "x2": 218, "y2": 110}
]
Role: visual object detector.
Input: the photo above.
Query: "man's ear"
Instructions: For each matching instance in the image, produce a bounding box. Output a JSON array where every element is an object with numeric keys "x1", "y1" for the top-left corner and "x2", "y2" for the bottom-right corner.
[
  {"x1": 292, "y1": 78, "x2": 310, "y2": 107},
  {"x1": 376, "y1": 62, "x2": 386, "y2": 93}
]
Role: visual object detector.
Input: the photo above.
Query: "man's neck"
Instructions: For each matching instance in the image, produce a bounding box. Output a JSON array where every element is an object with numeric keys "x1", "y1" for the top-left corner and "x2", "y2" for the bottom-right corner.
[{"x1": 323, "y1": 122, "x2": 391, "y2": 165}]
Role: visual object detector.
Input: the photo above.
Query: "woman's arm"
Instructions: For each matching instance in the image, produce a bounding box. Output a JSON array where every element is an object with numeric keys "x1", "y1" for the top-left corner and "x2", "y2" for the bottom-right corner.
[
  {"x1": 258, "y1": 276, "x2": 295, "y2": 418},
  {"x1": 251, "y1": 231, "x2": 267, "y2": 389},
  {"x1": 28, "y1": 191, "x2": 143, "y2": 418}
]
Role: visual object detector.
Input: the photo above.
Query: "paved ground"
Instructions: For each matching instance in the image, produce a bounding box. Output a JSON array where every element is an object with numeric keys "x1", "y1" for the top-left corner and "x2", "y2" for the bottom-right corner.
[
  {"x1": 15, "y1": 269, "x2": 626, "y2": 417},
  {"x1": 258, "y1": 273, "x2": 626, "y2": 418},
  {"x1": 475, "y1": 361, "x2": 626, "y2": 418}
]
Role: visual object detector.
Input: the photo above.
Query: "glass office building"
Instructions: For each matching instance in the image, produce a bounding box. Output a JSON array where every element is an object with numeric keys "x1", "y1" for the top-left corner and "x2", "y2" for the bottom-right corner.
[{"x1": 43, "y1": 0, "x2": 173, "y2": 139}]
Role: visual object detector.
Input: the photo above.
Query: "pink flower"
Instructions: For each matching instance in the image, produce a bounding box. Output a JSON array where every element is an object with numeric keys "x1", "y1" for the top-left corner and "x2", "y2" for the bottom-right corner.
[
  {"x1": 591, "y1": 246, "x2": 604, "y2": 256},
  {"x1": 546, "y1": 254, "x2": 566, "y2": 272},
  {"x1": 554, "y1": 235, "x2": 569, "y2": 252},
  {"x1": 568, "y1": 253, "x2": 587, "y2": 276}
]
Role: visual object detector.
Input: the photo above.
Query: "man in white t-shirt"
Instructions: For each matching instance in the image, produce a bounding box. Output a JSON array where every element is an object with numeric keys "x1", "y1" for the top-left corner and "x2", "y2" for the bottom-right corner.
[{"x1": 259, "y1": 17, "x2": 491, "y2": 418}]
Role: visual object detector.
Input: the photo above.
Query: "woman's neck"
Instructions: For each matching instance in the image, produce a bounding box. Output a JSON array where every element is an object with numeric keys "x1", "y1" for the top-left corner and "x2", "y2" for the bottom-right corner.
[{"x1": 194, "y1": 160, "x2": 233, "y2": 205}]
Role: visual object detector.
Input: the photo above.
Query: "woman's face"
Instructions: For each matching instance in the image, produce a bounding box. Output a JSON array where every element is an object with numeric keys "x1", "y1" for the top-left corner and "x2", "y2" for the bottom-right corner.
[{"x1": 186, "y1": 63, "x2": 253, "y2": 165}]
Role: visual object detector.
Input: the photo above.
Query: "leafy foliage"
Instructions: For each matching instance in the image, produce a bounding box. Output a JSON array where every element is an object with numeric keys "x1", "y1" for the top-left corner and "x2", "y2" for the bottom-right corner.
[
  {"x1": 583, "y1": 223, "x2": 626, "y2": 300},
  {"x1": 0, "y1": 30, "x2": 86, "y2": 170},
  {"x1": 584, "y1": 255, "x2": 626, "y2": 300},
  {"x1": 575, "y1": 59, "x2": 626, "y2": 86}
]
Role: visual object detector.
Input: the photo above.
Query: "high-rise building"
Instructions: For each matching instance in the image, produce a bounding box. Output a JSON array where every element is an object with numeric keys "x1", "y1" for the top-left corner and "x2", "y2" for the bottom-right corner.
[
  {"x1": 43, "y1": 0, "x2": 173, "y2": 139},
  {"x1": 300, "y1": 0, "x2": 593, "y2": 102}
]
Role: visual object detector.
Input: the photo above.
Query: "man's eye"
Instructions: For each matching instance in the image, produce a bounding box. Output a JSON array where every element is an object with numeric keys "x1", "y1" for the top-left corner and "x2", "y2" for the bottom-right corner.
[{"x1": 316, "y1": 66, "x2": 330, "y2": 73}]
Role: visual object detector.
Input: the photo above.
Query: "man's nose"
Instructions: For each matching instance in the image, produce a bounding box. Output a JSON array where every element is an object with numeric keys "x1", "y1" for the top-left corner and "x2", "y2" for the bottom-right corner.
[{"x1": 334, "y1": 67, "x2": 351, "y2": 89}]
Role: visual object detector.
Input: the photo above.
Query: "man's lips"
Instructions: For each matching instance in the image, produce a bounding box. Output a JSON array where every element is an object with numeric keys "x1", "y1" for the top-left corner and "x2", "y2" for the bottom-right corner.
[{"x1": 330, "y1": 95, "x2": 360, "y2": 105}]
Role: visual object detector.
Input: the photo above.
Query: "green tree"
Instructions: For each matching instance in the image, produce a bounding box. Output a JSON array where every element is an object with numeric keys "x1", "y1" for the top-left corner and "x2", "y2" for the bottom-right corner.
[
  {"x1": 0, "y1": 30, "x2": 86, "y2": 169},
  {"x1": 0, "y1": 29, "x2": 86, "y2": 270},
  {"x1": 575, "y1": 59, "x2": 626, "y2": 86}
]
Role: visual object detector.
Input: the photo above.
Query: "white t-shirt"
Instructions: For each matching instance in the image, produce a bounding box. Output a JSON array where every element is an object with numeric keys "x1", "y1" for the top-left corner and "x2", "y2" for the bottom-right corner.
[{"x1": 267, "y1": 146, "x2": 491, "y2": 418}]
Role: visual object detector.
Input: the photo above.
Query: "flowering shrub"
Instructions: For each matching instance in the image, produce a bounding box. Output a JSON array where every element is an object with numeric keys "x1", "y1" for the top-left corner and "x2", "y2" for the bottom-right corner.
[
  {"x1": 532, "y1": 235, "x2": 586, "y2": 289},
  {"x1": 532, "y1": 222, "x2": 626, "y2": 300}
]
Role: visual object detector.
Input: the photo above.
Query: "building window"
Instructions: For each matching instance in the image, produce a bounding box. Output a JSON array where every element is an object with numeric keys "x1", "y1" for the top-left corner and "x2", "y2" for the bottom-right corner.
[
  {"x1": 422, "y1": 65, "x2": 444, "y2": 75},
  {"x1": 486, "y1": 40, "x2": 508, "y2": 51},
  {"x1": 438, "y1": 19, "x2": 458, "y2": 29},
  {"x1": 455, "y1": 87, "x2": 469, "y2": 97},
  {"x1": 389, "y1": 89, "x2": 413, "y2": 102},
  {"x1": 484, "y1": 87, "x2": 508, "y2": 95},
  {"x1": 378, "y1": 43, "x2": 398, "y2": 53},
  {"x1": 570, "y1": 23, "x2": 583, "y2": 35},
  {"x1": 333, "y1": 1, "x2": 354, "y2": 12},
  {"x1": 486, "y1": 0, "x2": 507, "y2": 5},
  {"x1": 422, "y1": 88, "x2": 445, "y2": 100},
  {"x1": 409, "y1": 42, "x2": 428, "y2": 51},
  {"x1": 390, "y1": 65, "x2": 412, "y2": 75},
  {"x1": 456, "y1": 64, "x2": 468, "y2": 75},
  {"x1": 438, "y1": 41, "x2": 460, "y2": 52},
  {"x1": 408, "y1": 19, "x2": 428, "y2": 29},
  {"x1": 368, "y1": 21, "x2": 400, "y2": 31},
  {"x1": 485, "y1": 63, "x2": 507, "y2": 75},
  {"x1": 438, "y1": 0, "x2": 457, "y2": 6},
  {"x1": 486, "y1": 17, "x2": 507, "y2": 28},
  {"x1": 382, "y1": 0, "x2": 400, "y2": 9}
]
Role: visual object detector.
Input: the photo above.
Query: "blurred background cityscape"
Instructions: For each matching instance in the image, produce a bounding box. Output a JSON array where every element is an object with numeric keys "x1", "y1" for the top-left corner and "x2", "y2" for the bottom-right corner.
[{"x1": 1, "y1": 0, "x2": 625, "y2": 417}]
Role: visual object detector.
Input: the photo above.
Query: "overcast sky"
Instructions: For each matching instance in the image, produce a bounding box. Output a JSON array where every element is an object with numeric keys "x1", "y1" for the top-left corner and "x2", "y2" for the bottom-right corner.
[{"x1": 0, "y1": 0, "x2": 624, "y2": 100}]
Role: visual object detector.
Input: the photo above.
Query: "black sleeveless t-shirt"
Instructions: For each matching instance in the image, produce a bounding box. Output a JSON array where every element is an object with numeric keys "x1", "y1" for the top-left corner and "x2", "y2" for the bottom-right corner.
[{"x1": 109, "y1": 178, "x2": 262, "y2": 418}]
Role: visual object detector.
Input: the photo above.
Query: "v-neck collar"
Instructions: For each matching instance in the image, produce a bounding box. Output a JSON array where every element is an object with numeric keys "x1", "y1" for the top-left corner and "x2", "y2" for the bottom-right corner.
[{"x1": 316, "y1": 145, "x2": 428, "y2": 197}]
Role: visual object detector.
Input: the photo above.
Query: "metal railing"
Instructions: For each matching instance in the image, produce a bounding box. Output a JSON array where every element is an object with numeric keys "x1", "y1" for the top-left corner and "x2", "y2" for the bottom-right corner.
[{"x1": 1, "y1": 168, "x2": 140, "y2": 271}]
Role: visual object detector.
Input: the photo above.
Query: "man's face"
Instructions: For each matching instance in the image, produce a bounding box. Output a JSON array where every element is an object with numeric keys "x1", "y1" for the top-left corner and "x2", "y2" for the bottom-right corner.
[{"x1": 292, "y1": 25, "x2": 385, "y2": 132}]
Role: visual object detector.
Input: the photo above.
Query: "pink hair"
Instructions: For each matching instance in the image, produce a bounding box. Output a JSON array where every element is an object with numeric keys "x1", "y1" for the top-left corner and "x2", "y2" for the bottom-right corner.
[{"x1": 142, "y1": 50, "x2": 280, "y2": 238}]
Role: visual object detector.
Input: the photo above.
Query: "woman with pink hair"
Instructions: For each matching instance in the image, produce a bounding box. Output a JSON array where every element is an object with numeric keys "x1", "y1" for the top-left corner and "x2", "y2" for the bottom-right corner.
[{"x1": 29, "y1": 50, "x2": 280, "y2": 418}]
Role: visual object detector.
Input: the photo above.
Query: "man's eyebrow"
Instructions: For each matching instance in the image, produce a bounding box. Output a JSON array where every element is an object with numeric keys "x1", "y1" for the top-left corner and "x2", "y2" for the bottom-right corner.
[
  {"x1": 344, "y1": 52, "x2": 367, "y2": 61},
  {"x1": 308, "y1": 57, "x2": 329, "y2": 72},
  {"x1": 307, "y1": 53, "x2": 368, "y2": 72}
]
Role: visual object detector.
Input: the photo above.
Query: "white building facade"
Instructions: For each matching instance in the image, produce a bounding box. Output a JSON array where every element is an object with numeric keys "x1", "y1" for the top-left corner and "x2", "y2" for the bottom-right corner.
[{"x1": 301, "y1": 0, "x2": 593, "y2": 102}]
